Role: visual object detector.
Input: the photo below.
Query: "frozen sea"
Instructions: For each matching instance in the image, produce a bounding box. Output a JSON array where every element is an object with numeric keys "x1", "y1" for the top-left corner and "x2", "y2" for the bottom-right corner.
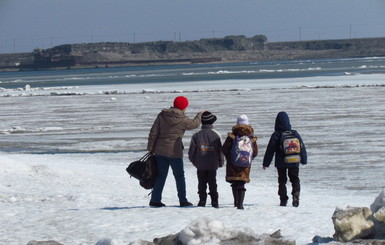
[{"x1": 1, "y1": 57, "x2": 385, "y2": 245}]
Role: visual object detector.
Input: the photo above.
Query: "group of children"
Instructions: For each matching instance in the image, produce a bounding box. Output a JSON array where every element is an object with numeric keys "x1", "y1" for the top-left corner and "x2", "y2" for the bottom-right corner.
[
  {"x1": 188, "y1": 110, "x2": 307, "y2": 209},
  {"x1": 147, "y1": 96, "x2": 307, "y2": 209}
]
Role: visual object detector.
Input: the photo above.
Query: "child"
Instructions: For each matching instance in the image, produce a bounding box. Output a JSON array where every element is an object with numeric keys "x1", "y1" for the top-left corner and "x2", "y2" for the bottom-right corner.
[
  {"x1": 221, "y1": 114, "x2": 258, "y2": 209},
  {"x1": 188, "y1": 111, "x2": 224, "y2": 208},
  {"x1": 262, "y1": 111, "x2": 307, "y2": 207}
]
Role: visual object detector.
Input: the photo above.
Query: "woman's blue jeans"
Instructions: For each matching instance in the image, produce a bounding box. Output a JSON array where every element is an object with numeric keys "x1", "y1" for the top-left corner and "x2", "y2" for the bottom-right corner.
[{"x1": 150, "y1": 155, "x2": 188, "y2": 203}]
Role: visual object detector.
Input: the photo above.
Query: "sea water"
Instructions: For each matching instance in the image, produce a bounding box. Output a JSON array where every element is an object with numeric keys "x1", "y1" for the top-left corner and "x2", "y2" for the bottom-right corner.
[{"x1": 1, "y1": 56, "x2": 385, "y2": 89}]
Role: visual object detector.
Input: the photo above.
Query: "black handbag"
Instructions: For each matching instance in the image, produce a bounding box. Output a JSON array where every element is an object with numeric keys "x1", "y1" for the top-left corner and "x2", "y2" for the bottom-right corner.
[{"x1": 126, "y1": 152, "x2": 157, "y2": 189}]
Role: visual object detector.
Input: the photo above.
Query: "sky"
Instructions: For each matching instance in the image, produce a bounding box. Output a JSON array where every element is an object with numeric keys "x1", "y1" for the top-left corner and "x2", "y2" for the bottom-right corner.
[{"x1": 0, "y1": 0, "x2": 385, "y2": 53}]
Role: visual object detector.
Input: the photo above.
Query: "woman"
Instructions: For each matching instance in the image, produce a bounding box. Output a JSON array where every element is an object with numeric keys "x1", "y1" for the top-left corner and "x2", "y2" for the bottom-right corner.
[{"x1": 147, "y1": 96, "x2": 203, "y2": 207}]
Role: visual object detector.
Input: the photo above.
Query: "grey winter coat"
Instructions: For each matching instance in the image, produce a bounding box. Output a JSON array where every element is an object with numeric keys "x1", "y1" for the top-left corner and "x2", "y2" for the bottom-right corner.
[
  {"x1": 188, "y1": 124, "x2": 224, "y2": 170},
  {"x1": 147, "y1": 107, "x2": 202, "y2": 158}
]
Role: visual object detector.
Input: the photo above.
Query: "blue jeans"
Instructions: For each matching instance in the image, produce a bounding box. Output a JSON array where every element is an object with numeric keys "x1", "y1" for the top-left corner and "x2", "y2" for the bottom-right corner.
[{"x1": 150, "y1": 155, "x2": 188, "y2": 203}]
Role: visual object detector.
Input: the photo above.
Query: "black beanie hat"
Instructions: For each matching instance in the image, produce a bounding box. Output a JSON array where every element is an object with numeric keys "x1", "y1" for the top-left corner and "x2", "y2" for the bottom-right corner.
[{"x1": 201, "y1": 111, "x2": 217, "y2": 125}]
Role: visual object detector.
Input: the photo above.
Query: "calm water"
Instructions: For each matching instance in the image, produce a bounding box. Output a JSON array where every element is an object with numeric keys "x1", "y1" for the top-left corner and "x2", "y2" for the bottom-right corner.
[{"x1": 1, "y1": 57, "x2": 385, "y2": 89}]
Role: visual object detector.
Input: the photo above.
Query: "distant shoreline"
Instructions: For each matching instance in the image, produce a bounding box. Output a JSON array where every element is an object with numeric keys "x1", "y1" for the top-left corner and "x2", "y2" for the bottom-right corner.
[{"x1": 1, "y1": 36, "x2": 385, "y2": 72}]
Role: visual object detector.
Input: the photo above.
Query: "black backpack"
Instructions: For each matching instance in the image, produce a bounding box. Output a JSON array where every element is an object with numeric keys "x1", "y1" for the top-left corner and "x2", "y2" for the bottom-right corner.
[
  {"x1": 280, "y1": 130, "x2": 301, "y2": 164},
  {"x1": 126, "y1": 152, "x2": 157, "y2": 189}
]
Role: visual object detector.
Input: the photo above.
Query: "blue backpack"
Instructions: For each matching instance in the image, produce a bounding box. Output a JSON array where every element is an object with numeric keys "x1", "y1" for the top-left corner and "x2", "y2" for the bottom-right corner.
[{"x1": 230, "y1": 135, "x2": 253, "y2": 167}]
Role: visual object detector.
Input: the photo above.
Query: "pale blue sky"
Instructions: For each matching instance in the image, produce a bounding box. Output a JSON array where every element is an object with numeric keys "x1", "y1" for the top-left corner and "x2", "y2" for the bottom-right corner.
[{"x1": 1, "y1": 0, "x2": 384, "y2": 53}]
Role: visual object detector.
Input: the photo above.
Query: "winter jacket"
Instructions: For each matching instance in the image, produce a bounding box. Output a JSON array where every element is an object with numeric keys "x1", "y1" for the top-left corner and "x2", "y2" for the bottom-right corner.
[
  {"x1": 188, "y1": 124, "x2": 225, "y2": 170},
  {"x1": 147, "y1": 107, "x2": 202, "y2": 158},
  {"x1": 262, "y1": 111, "x2": 307, "y2": 168},
  {"x1": 222, "y1": 124, "x2": 258, "y2": 183}
]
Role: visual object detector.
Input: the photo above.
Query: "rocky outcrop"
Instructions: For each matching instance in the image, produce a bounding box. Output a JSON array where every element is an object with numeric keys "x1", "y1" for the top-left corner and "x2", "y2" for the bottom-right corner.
[
  {"x1": 332, "y1": 207, "x2": 375, "y2": 242},
  {"x1": 332, "y1": 189, "x2": 385, "y2": 242}
]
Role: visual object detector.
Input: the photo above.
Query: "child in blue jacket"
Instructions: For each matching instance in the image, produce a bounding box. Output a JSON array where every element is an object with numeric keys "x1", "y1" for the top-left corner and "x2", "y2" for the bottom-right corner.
[{"x1": 262, "y1": 111, "x2": 307, "y2": 207}]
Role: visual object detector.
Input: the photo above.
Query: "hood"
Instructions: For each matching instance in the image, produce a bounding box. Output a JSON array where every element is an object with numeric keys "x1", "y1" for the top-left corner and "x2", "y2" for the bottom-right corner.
[
  {"x1": 274, "y1": 111, "x2": 291, "y2": 132},
  {"x1": 231, "y1": 124, "x2": 254, "y2": 136},
  {"x1": 160, "y1": 107, "x2": 186, "y2": 126}
]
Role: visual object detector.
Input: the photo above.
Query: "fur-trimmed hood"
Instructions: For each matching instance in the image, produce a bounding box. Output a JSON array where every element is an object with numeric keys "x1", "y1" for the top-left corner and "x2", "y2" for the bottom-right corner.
[{"x1": 228, "y1": 124, "x2": 255, "y2": 139}]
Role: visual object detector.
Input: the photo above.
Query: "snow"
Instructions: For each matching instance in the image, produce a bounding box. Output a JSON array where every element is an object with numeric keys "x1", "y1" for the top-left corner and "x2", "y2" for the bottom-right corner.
[{"x1": 1, "y1": 73, "x2": 385, "y2": 245}]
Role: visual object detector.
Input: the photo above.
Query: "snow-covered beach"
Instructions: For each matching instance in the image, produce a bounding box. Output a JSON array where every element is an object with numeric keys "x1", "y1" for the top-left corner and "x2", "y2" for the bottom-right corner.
[{"x1": 1, "y1": 61, "x2": 385, "y2": 244}]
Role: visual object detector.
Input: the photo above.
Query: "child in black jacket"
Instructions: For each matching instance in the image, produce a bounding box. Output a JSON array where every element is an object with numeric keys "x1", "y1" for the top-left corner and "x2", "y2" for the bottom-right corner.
[
  {"x1": 262, "y1": 111, "x2": 307, "y2": 207},
  {"x1": 188, "y1": 111, "x2": 224, "y2": 208}
]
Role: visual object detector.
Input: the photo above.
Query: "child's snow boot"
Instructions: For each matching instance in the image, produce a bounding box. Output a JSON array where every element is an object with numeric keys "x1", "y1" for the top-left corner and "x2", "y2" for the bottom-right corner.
[
  {"x1": 292, "y1": 193, "x2": 300, "y2": 207},
  {"x1": 280, "y1": 197, "x2": 288, "y2": 206},
  {"x1": 197, "y1": 193, "x2": 207, "y2": 207},
  {"x1": 210, "y1": 192, "x2": 219, "y2": 208},
  {"x1": 232, "y1": 186, "x2": 238, "y2": 207},
  {"x1": 237, "y1": 189, "x2": 246, "y2": 210}
]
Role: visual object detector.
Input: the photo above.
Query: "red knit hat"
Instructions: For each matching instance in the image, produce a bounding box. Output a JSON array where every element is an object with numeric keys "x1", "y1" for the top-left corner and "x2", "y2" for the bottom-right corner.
[{"x1": 173, "y1": 96, "x2": 189, "y2": 110}]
